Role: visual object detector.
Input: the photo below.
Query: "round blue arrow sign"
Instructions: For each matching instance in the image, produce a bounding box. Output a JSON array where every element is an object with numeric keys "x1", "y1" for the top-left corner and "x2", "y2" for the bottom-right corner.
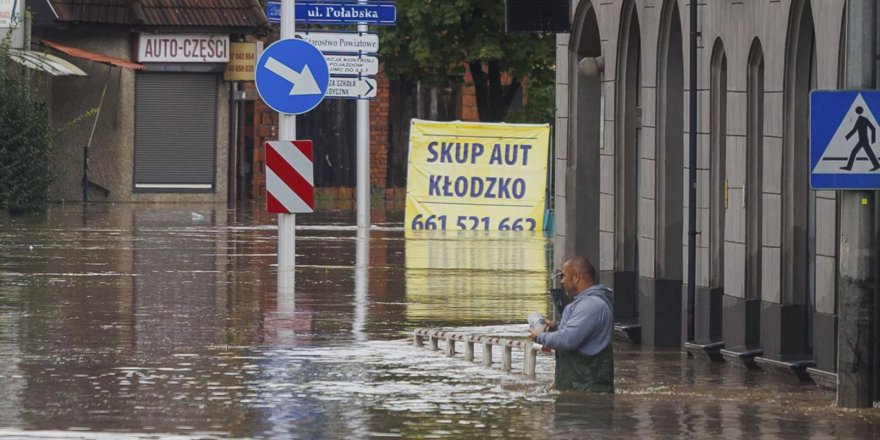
[{"x1": 255, "y1": 39, "x2": 330, "y2": 115}]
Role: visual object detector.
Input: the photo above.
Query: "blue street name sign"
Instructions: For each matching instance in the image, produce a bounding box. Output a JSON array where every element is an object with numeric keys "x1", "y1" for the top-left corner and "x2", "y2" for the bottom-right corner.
[
  {"x1": 255, "y1": 39, "x2": 330, "y2": 115},
  {"x1": 811, "y1": 90, "x2": 880, "y2": 189},
  {"x1": 267, "y1": 1, "x2": 397, "y2": 26}
]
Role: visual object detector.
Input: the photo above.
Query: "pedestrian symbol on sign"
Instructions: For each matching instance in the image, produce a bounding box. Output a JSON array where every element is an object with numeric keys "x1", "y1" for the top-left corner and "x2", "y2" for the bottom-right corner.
[{"x1": 840, "y1": 106, "x2": 880, "y2": 171}]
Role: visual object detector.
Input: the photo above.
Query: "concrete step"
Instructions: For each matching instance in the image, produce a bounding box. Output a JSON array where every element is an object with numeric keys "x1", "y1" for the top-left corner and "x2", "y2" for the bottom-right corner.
[
  {"x1": 684, "y1": 340, "x2": 725, "y2": 362},
  {"x1": 806, "y1": 367, "x2": 837, "y2": 390},
  {"x1": 754, "y1": 355, "x2": 815, "y2": 382},
  {"x1": 720, "y1": 346, "x2": 763, "y2": 369},
  {"x1": 614, "y1": 319, "x2": 641, "y2": 344}
]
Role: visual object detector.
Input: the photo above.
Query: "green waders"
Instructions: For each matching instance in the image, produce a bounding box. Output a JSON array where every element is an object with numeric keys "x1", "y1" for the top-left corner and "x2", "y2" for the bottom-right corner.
[{"x1": 554, "y1": 344, "x2": 614, "y2": 393}]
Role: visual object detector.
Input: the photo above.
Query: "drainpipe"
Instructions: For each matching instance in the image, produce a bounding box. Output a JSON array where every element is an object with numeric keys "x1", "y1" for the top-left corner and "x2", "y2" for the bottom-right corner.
[
  {"x1": 83, "y1": 65, "x2": 112, "y2": 206},
  {"x1": 686, "y1": 0, "x2": 698, "y2": 342}
]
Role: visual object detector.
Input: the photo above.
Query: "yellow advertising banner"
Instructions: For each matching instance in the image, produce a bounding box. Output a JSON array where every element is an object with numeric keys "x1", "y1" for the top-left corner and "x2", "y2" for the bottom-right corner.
[
  {"x1": 405, "y1": 119, "x2": 551, "y2": 231},
  {"x1": 224, "y1": 42, "x2": 259, "y2": 82}
]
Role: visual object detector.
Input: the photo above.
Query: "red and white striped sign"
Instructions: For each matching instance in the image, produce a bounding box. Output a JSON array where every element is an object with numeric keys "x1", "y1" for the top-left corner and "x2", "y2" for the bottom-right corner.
[{"x1": 265, "y1": 140, "x2": 314, "y2": 213}]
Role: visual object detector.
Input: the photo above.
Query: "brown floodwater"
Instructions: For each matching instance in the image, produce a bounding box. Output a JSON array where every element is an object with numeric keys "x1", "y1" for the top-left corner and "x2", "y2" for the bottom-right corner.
[{"x1": 0, "y1": 203, "x2": 878, "y2": 439}]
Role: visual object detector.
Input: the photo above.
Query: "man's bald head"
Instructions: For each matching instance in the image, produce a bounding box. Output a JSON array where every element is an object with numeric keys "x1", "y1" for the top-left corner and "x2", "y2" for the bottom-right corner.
[
  {"x1": 561, "y1": 255, "x2": 596, "y2": 295},
  {"x1": 566, "y1": 255, "x2": 596, "y2": 282}
]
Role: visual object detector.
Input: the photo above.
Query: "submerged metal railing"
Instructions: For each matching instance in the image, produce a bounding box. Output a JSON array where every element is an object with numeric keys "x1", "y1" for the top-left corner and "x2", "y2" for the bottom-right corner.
[{"x1": 412, "y1": 328, "x2": 545, "y2": 377}]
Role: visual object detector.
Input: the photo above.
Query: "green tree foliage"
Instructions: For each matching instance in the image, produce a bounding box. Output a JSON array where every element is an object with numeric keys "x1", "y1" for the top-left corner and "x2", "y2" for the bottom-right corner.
[
  {"x1": 379, "y1": 0, "x2": 555, "y2": 123},
  {"x1": 0, "y1": 47, "x2": 56, "y2": 213},
  {"x1": 504, "y1": 80, "x2": 554, "y2": 124}
]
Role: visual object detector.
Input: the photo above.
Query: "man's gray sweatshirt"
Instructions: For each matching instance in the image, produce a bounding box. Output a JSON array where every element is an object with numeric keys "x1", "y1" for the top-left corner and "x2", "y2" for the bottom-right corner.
[{"x1": 536, "y1": 284, "x2": 614, "y2": 356}]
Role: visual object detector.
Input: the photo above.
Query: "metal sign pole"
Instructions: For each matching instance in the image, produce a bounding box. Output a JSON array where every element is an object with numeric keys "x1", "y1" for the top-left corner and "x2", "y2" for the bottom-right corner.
[
  {"x1": 278, "y1": 0, "x2": 297, "y2": 294},
  {"x1": 357, "y1": 0, "x2": 371, "y2": 230},
  {"x1": 837, "y1": 0, "x2": 876, "y2": 408}
]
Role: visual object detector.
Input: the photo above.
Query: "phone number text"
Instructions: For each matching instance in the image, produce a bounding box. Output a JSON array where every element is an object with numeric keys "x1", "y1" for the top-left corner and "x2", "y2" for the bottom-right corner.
[{"x1": 410, "y1": 214, "x2": 537, "y2": 231}]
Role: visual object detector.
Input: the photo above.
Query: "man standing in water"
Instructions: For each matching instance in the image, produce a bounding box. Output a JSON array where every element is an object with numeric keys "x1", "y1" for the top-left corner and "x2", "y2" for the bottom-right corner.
[{"x1": 528, "y1": 256, "x2": 614, "y2": 393}]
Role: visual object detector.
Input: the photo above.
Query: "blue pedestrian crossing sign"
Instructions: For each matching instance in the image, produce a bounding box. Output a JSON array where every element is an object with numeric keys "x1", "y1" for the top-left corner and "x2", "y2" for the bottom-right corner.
[
  {"x1": 255, "y1": 39, "x2": 329, "y2": 115},
  {"x1": 811, "y1": 90, "x2": 880, "y2": 189}
]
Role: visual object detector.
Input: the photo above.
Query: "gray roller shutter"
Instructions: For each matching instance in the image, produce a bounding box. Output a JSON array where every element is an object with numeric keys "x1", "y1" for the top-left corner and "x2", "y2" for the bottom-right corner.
[{"x1": 135, "y1": 72, "x2": 217, "y2": 191}]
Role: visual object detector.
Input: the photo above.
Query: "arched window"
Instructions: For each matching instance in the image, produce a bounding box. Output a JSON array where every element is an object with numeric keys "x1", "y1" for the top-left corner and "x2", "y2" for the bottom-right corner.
[
  {"x1": 614, "y1": 0, "x2": 641, "y2": 277},
  {"x1": 655, "y1": 0, "x2": 684, "y2": 281},
  {"x1": 709, "y1": 38, "x2": 727, "y2": 289},
  {"x1": 746, "y1": 39, "x2": 764, "y2": 302},
  {"x1": 783, "y1": 1, "x2": 815, "y2": 306}
]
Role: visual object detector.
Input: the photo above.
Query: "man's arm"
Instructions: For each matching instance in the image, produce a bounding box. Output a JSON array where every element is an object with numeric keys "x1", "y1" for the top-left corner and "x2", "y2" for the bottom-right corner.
[{"x1": 536, "y1": 302, "x2": 598, "y2": 351}]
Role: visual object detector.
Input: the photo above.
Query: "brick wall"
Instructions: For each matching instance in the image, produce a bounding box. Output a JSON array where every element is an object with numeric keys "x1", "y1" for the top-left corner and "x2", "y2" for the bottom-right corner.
[
  {"x1": 458, "y1": 66, "x2": 480, "y2": 122},
  {"x1": 252, "y1": 89, "x2": 277, "y2": 201},
  {"x1": 370, "y1": 66, "x2": 390, "y2": 188}
]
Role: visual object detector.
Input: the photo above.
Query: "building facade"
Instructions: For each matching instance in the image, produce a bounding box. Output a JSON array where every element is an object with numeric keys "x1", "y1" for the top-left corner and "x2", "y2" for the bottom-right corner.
[
  {"x1": 555, "y1": 0, "x2": 848, "y2": 381},
  {"x1": 30, "y1": 0, "x2": 268, "y2": 204}
]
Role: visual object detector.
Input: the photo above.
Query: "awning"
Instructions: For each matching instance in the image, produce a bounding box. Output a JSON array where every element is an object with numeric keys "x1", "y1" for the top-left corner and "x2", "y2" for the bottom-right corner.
[
  {"x1": 6, "y1": 49, "x2": 88, "y2": 76},
  {"x1": 42, "y1": 39, "x2": 145, "y2": 70}
]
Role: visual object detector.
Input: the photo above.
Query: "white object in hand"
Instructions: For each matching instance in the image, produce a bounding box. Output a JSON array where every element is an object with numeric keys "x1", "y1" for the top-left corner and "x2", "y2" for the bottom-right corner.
[{"x1": 527, "y1": 312, "x2": 546, "y2": 330}]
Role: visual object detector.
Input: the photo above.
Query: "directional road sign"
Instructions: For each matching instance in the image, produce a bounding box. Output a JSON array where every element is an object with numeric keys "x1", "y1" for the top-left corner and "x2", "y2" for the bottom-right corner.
[
  {"x1": 255, "y1": 39, "x2": 329, "y2": 115},
  {"x1": 326, "y1": 77, "x2": 377, "y2": 100},
  {"x1": 325, "y1": 54, "x2": 378, "y2": 76},
  {"x1": 811, "y1": 90, "x2": 880, "y2": 189},
  {"x1": 295, "y1": 31, "x2": 379, "y2": 55},
  {"x1": 267, "y1": 1, "x2": 397, "y2": 26}
]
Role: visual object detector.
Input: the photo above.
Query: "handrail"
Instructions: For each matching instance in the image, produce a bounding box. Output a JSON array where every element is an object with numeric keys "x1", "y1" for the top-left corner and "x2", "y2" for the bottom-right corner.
[{"x1": 412, "y1": 328, "x2": 546, "y2": 377}]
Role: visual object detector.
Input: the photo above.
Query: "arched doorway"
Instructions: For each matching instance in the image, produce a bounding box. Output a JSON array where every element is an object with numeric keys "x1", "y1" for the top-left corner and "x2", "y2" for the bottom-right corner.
[
  {"x1": 613, "y1": 0, "x2": 641, "y2": 324},
  {"x1": 563, "y1": 2, "x2": 602, "y2": 270},
  {"x1": 641, "y1": 0, "x2": 684, "y2": 348},
  {"x1": 745, "y1": 37, "x2": 765, "y2": 349},
  {"x1": 655, "y1": 0, "x2": 684, "y2": 283},
  {"x1": 699, "y1": 37, "x2": 727, "y2": 343},
  {"x1": 764, "y1": 0, "x2": 816, "y2": 362},
  {"x1": 722, "y1": 38, "x2": 764, "y2": 354},
  {"x1": 810, "y1": 3, "x2": 847, "y2": 375}
]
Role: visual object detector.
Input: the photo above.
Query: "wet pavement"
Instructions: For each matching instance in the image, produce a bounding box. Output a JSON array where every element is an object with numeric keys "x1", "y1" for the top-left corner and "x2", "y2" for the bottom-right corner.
[{"x1": 0, "y1": 202, "x2": 879, "y2": 439}]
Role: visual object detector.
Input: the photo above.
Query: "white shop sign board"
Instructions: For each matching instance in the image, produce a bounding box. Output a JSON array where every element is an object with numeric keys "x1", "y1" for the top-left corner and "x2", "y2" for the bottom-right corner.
[
  {"x1": 0, "y1": 0, "x2": 23, "y2": 49},
  {"x1": 138, "y1": 34, "x2": 230, "y2": 63},
  {"x1": 0, "y1": 0, "x2": 21, "y2": 27}
]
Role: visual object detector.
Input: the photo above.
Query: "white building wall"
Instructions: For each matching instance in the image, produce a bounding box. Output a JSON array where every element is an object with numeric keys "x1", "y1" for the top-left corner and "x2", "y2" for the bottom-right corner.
[
  {"x1": 554, "y1": 30, "x2": 570, "y2": 272},
  {"x1": 558, "y1": 0, "x2": 843, "y2": 309}
]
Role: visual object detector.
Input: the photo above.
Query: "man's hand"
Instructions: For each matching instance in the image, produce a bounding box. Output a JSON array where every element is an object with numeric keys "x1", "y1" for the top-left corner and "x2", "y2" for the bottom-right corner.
[
  {"x1": 544, "y1": 320, "x2": 557, "y2": 331},
  {"x1": 528, "y1": 325, "x2": 546, "y2": 341}
]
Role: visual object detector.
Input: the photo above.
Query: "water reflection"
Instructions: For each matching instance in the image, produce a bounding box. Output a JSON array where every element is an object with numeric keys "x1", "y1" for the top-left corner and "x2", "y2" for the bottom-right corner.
[
  {"x1": 352, "y1": 227, "x2": 369, "y2": 343},
  {"x1": 0, "y1": 284, "x2": 23, "y2": 429},
  {"x1": 0, "y1": 204, "x2": 878, "y2": 438},
  {"x1": 134, "y1": 208, "x2": 226, "y2": 357},
  {"x1": 553, "y1": 393, "x2": 614, "y2": 436},
  {"x1": 404, "y1": 230, "x2": 551, "y2": 324}
]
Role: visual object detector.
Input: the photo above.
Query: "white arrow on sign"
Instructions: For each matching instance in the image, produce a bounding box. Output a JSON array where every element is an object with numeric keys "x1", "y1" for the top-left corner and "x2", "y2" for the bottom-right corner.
[
  {"x1": 295, "y1": 31, "x2": 379, "y2": 54},
  {"x1": 326, "y1": 77, "x2": 377, "y2": 99},
  {"x1": 324, "y1": 54, "x2": 379, "y2": 76},
  {"x1": 264, "y1": 57, "x2": 321, "y2": 95}
]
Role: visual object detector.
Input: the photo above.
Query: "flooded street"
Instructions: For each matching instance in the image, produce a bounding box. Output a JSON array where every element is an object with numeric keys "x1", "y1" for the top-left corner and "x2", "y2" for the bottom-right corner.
[{"x1": 0, "y1": 203, "x2": 879, "y2": 439}]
